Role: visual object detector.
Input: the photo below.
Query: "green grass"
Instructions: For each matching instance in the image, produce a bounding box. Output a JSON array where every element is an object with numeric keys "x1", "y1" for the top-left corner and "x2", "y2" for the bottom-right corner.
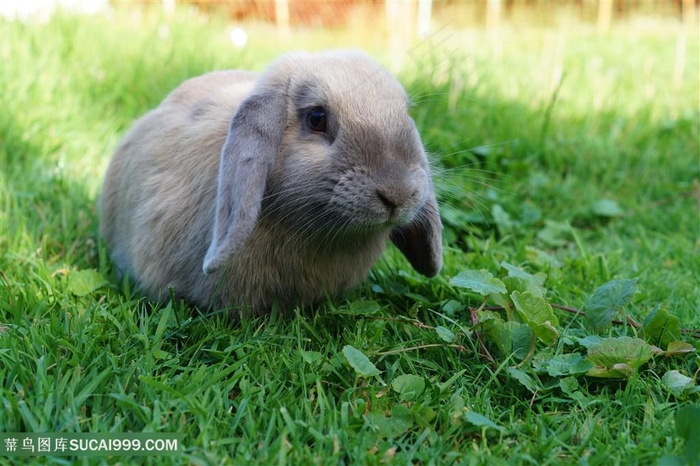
[{"x1": 1, "y1": 8, "x2": 699, "y2": 465}]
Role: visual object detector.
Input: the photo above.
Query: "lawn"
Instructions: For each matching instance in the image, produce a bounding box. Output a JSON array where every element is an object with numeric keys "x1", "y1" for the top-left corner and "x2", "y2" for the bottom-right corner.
[{"x1": 1, "y1": 7, "x2": 699, "y2": 465}]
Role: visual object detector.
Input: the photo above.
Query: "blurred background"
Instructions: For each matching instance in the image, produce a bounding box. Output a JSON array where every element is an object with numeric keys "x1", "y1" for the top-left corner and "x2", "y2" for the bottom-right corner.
[
  {"x1": 2, "y1": 1, "x2": 698, "y2": 64},
  {"x1": 1, "y1": 1, "x2": 697, "y2": 118},
  {"x1": 2, "y1": 0, "x2": 698, "y2": 27}
]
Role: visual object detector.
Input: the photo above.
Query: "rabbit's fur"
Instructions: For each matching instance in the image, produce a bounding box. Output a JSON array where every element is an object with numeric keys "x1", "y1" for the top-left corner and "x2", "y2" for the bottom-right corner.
[{"x1": 100, "y1": 51, "x2": 442, "y2": 315}]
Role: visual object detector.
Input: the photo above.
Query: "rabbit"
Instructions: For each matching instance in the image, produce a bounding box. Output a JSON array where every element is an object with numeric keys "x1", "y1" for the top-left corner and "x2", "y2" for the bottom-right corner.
[{"x1": 100, "y1": 50, "x2": 442, "y2": 316}]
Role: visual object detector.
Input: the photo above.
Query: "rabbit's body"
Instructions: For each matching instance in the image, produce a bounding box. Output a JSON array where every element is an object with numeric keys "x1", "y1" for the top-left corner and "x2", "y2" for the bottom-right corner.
[
  {"x1": 102, "y1": 71, "x2": 254, "y2": 308},
  {"x1": 101, "y1": 51, "x2": 442, "y2": 315}
]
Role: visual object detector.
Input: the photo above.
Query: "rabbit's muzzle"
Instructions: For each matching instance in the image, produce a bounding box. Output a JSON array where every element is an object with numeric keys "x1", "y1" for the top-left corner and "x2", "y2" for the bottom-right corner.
[
  {"x1": 373, "y1": 164, "x2": 426, "y2": 224},
  {"x1": 329, "y1": 164, "x2": 428, "y2": 229}
]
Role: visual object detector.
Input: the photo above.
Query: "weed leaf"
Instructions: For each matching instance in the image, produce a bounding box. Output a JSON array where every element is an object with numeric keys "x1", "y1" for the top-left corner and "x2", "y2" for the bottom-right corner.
[
  {"x1": 507, "y1": 368, "x2": 541, "y2": 394},
  {"x1": 525, "y1": 246, "x2": 563, "y2": 269},
  {"x1": 436, "y1": 325, "x2": 456, "y2": 343},
  {"x1": 584, "y1": 278, "x2": 638, "y2": 332},
  {"x1": 661, "y1": 341, "x2": 696, "y2": 357},
  {"x1": 492, "y1": 204, "x2": 515, "y2": 233},
  {"x1": 576, "y1": 335, "x2": 604, "y2": 348},
  {"x1": 592, "y1": 199, "x2": 624, "y2": 217},
  {"x1": 300, "y1": 350, "x2": 324, "y2": 364},
  {"x1": 364, "y1": 405, "x2": 413, "y2": 438},
  {"x1": 450, "y1": 269, "x2": 506, "y2": 296},
  {"x1": 342, "y1": 345, "x2": 381, "y2": 377},
  {"x1": 661, "y1": 370, "x2": 697, "y2": 396},
  {"x1": 473, "y1": 310, "x2": 503, "y2": 331},
  {"x1": 559, "y1": 376, "x2": 580, "y2": 395},
  {"x1": 495, "y1": 263, "x2": 548, "y2": 307},
  {"x1": 490, "y1": 321, "x2": 532, "y2": 360},
  {"x1": 442, "y1": 300, "x2": 464, "y2": 315},
  {"x1": 67, "y1": 269, "x2": 107, "y2": 296},
  {"x1": 501, "y1": 262, "x2": 547, "y2": 285},
  {"x1": 585, "y1": 336, "x2": 653, "y2": 378},
  {"x1": 465, "y1": 411, "x2": 506, "y2": 433},
  {"x1": 392, "y1": 374, "x2": 426, "y2": 401},
  {"x1": 511, "y1": 291, "x2": 559, "y2": 345},
  {"x1": 503, "y1": 276, "x2": 545, "y2": 298},
  {"x1": 642, "y1": 308, "x2": 681, "y2": 349},
  {"x1": 533, "y1": 353, "x2": 593, "y2": 377},
  {"x1": 537, "y1": 220, "x2": 572, "y2": 247}
]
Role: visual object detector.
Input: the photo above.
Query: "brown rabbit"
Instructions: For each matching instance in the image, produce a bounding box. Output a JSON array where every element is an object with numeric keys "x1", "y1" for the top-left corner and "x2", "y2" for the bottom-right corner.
[{"x1": 100, "y1": 50, "x2": 442, "y2": 315}]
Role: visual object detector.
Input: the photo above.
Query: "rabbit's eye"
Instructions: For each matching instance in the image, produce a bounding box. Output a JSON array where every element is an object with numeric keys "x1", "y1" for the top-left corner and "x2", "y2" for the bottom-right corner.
[{"x1": 306, "y1": 107, "x2": 327, "y2": 133}]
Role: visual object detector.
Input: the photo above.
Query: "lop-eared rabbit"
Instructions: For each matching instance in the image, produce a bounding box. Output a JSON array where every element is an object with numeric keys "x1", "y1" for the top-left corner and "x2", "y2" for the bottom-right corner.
[{"x1": 100, "y1": 50, "x2": 442, "y2": 316}]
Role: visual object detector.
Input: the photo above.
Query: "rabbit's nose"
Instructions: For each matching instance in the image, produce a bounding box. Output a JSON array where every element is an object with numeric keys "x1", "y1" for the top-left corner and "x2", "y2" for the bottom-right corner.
[
  {"x1": 375, "y1": 185, "x2": 420, "y2": 217},
  {"x1": 376, "y1": 189, "x2": 399, "y2": 211}
]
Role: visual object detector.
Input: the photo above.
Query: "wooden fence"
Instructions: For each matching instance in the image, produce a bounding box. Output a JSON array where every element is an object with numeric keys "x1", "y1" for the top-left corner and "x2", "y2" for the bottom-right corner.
[{"x1": 181, "y1": 0, "x2": 698, "y2": 31}]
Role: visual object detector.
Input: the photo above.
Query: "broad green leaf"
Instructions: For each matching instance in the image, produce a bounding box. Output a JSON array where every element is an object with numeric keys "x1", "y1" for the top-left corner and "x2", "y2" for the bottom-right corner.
[
  {"x1": 587, "y1": 336, "x2": 654, "y2": 368},
  {"x1": 507, "y1": 367, "x2": 541, "y2": 394},
  {"x1": 67, "y1": 269, "x2": 107, "y2": 296},
  {"x1": 525, "y1": 246, "x2": 563, "y2": 269},
  {"x1": 531, "y1": 350, "x2": 554, "y2": 371},
  {"x1": 586, "y1": 363, "x2": 635, "y2": 379},
  {"x1": 494, "y1": 265, "x2": 547, "y2": 308},
  {"x1": 503, "y1": 276, "x2": 545, "y2": 298},
  {"x1": 491, "y1": 291, "x2": 513, "y2": 310},
  {"x1": 392, "y1": 374, "x2": 426, "y2": 402},
  {"x1": 342, "y1": 345, "x2": 381, "y2": 377},
  {"x1": 450, "y1": 269, "x2": 506, "y2": 296},
  {"x1": 300, "y1": 350, "x2": 324, "y2": 364},
  {"x1": 559, "y1": 376, "x2": 580, "y2": 396},
  {"x1": 676, "y1": 404, "x2": 700, "y2": 463},
  {"x1": 364, "y1": 407, "x2": 413, "y2": 439},
  {"x1": 592, "y1": 199, "x2": 624, "y2": 217},
  {"x1": 536, "y1": 220, "x2": 572, "y2": 247},
  {"x1": 435, "y1": 326, "x2": 456, "y2": 343},
  {"x1": 576, "y1": 335, "x2": 604, "y2": 348},
  {"x1": 492, "y1": 204, "x2": 515, "y2": 232},
  {"x1": 490, "y1": 321, "x2": 533, "y2": 360},
  {"x1": 642, "y1": 308, "x2": 681, "y2": 349},
  {"x1": 472, "y1": 310, "x2": 503, "y2": 331},
  {"x1": 442, "y1": 300, "x2": 464, "y2": 315},
  {"x1": 501, "y1": 262, "x2": 547, "y2": 286},
  {"x1": 661, "y1": 341, "x2": 696, "y2": 357},
  {"x1": 585, "y1": 336, "x2": 654, "y2": 378},
  {"x1": 534, "y1": 353, "x2": 594, "y2": 377},
  {"x1": 584, "y1": 278, "x2": 638, "y2": 332},
  {"x1": 511, "y1": 291, "x2": 559, "y2": 345},
  {"x1": 536, "y1": 321, "x2": 559, "y2": 345},
  {"x1": 465, "y1": 411, "x2": 506, "y2": 432},
  {"x1": 662, "y1": 370, "x2": 695, "y2": 396}
]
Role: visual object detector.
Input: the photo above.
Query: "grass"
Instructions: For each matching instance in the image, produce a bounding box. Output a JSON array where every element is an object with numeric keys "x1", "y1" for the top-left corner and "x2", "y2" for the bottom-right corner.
[{"x1": 1, "y1": 7, "x2": 699, "y2": 465}]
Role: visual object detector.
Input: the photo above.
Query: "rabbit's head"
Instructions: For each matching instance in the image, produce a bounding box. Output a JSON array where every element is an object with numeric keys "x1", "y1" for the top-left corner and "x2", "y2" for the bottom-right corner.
[{"x1": 203, "y1": 51, "x2": 442, "y2": 278}]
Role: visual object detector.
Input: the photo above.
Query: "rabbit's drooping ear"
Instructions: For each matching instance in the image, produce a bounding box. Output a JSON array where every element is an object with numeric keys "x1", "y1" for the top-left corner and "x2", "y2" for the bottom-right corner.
[
  {"x1": 203, "y1": 90, "x2": 287, "y2": 274},
  {"x1": 390, "y1": 188, "x2": 443, "y2": 277}
]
